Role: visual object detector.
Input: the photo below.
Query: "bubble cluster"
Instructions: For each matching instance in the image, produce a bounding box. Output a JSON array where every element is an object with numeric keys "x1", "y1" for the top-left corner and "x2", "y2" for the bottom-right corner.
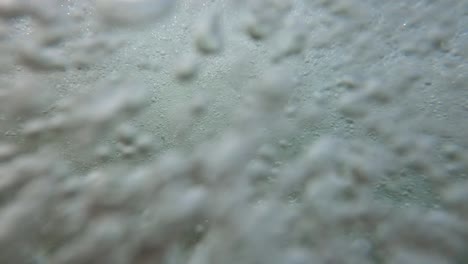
[{"x1": 0, "y1": 0, "x2": 467, "y2": 263}]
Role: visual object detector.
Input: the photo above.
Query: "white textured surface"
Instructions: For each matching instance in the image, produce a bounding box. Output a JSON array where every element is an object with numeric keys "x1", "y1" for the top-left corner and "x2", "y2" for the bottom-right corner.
[{"x1": 0, "y1": 0, "x2": 467, "y2": 263}]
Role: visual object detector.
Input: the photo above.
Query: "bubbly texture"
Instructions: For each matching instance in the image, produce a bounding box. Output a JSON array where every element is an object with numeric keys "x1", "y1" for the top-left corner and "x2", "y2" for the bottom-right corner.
[{"x1": 0, "y1": 0, "x2": 467, "y2": 263}]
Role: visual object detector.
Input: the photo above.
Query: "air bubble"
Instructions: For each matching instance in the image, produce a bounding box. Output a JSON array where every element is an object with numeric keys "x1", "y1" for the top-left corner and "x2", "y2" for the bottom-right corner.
[
  {"x1": 116, "y1": 123, "x2": 137, "y2": 145},
  {"x1": 194, "y1": 10, "x2": 224, "y2": 55},
  {"x1": 174, "y1": 54, "x2": 200, "y2": 81}
]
